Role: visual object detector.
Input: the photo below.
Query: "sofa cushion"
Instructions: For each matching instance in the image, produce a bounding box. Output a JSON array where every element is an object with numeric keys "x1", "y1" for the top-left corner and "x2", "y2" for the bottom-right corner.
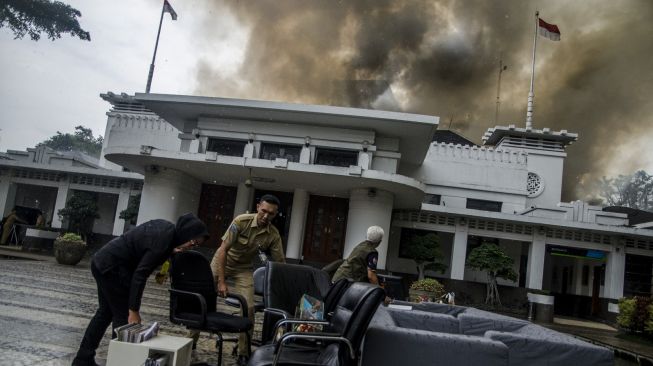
[
  {"x1": 387, "y1": 307, "x2": 460, "y2": 334},
  {"x1": 458, "y1": 313, "x2": 529, "y2": 336},
  {"x1": 486, "y1": 330, "x2": 614, "y2": 366},
  {"x1": 362, "y1": 325, "x2": 508, "y2": 366}
]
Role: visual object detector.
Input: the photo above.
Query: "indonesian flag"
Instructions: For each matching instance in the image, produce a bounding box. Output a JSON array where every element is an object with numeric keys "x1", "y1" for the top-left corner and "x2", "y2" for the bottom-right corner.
[
  {"x1": 538, "y1": 18, "x2": 560, "y2": 41},
  {"x1": 163, "y1": 0, "x2": 178, "y2": 21}
]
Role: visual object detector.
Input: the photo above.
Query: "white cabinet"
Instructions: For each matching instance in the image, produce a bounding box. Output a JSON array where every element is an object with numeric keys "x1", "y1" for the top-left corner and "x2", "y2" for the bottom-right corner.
[{"x1": 106, "y1": 335, "x2": 192, "y2": 366}]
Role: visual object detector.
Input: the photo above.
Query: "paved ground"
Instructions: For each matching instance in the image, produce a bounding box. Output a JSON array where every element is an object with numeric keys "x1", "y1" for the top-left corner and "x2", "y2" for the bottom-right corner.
[
  {"x1": 3, "y1": 247, "x2": 653, "y2": 365},
  {"x1": 0, "y1": 255, "x2": 255, "y2": 366}
]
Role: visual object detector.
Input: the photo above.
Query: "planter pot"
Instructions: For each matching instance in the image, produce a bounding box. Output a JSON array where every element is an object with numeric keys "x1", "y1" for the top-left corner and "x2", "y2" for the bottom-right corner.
[
  {"x1": 409, "y1": 289, "x2": 436, "y2": 303},
  {"x1": 54, "y1": 238, "x2": 87, "y2": 265}
]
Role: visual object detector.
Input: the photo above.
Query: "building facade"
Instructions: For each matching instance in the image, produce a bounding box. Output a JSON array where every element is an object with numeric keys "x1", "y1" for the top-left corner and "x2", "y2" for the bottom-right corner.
[{"x1": 95, "y1": 91, "x2": 653, "y2": 319}]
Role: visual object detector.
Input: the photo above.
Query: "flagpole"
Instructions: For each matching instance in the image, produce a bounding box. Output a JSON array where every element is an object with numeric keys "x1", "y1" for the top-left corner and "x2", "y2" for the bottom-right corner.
[
  {"x1": 525, "y1": 11, "x2": 539, "y2": 129},
  {"x1": 145, "y1": 1, "x2": 166, "y2": 93}
]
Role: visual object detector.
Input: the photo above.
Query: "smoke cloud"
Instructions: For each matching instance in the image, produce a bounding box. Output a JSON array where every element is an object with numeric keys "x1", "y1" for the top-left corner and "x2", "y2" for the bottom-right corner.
[{"x1": 193, "y1": 0, "x2": 653, "y2": 201}]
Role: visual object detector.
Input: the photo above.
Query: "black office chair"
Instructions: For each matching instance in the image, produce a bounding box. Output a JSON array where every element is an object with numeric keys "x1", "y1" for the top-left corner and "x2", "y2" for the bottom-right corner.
[
  {"x1": 249, "y1": 282, "x2": 385, "y2": 366},
  {"x1": 169, "y1": 251, "x2": 253, "y2": 366},
  {"x1": 261, "y1": 262, "x2": 331, "y2": 344}
]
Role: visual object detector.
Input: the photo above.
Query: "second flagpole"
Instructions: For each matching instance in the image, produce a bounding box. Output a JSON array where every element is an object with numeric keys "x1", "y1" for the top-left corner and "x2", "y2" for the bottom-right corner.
[
  {"x1": 145, "y1": 1, "x2": 166, "y2": 93},
  {"x1": 526, "y1": 11, "x2": 539, "y2": 129}
]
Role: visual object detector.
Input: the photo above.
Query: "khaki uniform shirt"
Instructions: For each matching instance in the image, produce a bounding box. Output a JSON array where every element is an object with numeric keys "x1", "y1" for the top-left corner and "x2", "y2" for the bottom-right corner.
[{"x1": 220, "y1": 213, "x2": 285, "y2": 271}]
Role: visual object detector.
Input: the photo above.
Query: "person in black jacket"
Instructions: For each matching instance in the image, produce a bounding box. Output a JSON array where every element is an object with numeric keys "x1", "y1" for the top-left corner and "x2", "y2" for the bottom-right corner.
[{"x1": 72, "y1": 213, "x2": 209, "y2": 366}]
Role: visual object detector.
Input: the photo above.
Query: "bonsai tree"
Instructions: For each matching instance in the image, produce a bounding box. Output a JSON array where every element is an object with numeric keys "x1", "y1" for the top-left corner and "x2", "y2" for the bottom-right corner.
[
  {"x1": 404, "y1": 232, "x2": 447, "y2": 280},
  {"x1": 466, "y1": 242, "x2": 517, "y2": 306},
  {"x1": 57, "y1": 190, "x2": 99, "y2": 239},
  {"x1": 119, "y1": 193, "x2": 141, "y2": 226}
]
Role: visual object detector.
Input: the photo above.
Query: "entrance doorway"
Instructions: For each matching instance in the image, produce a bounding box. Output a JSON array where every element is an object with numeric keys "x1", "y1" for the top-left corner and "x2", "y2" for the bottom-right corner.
[
  {"x1": 302, "y1": 195, "x2": 349, "y2": 264},
  {"x1": 252, "y1": 190, "x2": 293, "y2": 248},
  {"x1": 591, "y1": 265, "x2": 604, "y2": 316},
  {"x1": 198, "y1": 184, "x2": 236, "y2": 248}
]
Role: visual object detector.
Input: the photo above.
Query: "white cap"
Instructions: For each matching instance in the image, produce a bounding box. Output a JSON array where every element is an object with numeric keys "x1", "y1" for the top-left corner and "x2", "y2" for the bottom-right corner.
[{"x1": 366, "y1": 226, "x2": 384, "y2": 243}]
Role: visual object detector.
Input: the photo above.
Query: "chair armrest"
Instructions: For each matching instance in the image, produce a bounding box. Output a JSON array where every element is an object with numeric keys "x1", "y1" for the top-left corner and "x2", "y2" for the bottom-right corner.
[
  {"x1": 169, "y1": 288, "x2": 207, "y2": 328},
  {"x1": 225, "y1": 292, "x2": 248, "y2": 318},
  {"x1": 273, "y1": 332, "x2": 355, "y2": 366},
  {"x1": 264, "y1": 307, "x2": 291, "y2": 319},
  {"x1": 273, "y1": 319, "x2": 330, "y2": 336}
]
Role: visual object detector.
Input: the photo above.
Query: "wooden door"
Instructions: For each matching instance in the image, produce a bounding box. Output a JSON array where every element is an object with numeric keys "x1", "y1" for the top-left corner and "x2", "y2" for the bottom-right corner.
[
  {"x1": 302, "y1": 195, "x2": 349, "y2": 264},
  {"x1": 197, "y1": 184, "x2": 237, "y2": 248},
  {"x1": 591, "y1": 266, "x2": 602, "y2": 316}
]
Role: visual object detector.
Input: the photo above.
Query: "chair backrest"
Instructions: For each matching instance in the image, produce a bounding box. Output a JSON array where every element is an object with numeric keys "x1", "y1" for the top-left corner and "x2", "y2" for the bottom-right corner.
[
  {"x1": 264, "y1": 261, "x2": 331, "y2": 314},
  {"x1": 328, "y1": 282, "x2": 384, "y2": 356},
  {"x1": 170, "y1": 250, "x2": 217, "y2": 313},
  {"x1": 253, "y1": 266, "x2": 266, "y2": 297},
  {"x1": 324, "y1": 278, "x2": 352, "y2": 317}
]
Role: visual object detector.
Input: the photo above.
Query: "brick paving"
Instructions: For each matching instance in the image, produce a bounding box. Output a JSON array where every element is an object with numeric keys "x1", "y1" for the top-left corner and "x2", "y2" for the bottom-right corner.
[{"x1": 0, "y1": 258, "x2": 257, "y2": 366}]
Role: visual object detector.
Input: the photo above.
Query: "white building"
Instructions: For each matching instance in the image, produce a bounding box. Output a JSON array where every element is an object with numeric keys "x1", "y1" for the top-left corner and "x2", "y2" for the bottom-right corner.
[
  {"x1": 0, "y1": 145, "x2": 143, "y2": 239},
  {"x1": 38, "y1": 91, "x2": 653, "y2": 320}
]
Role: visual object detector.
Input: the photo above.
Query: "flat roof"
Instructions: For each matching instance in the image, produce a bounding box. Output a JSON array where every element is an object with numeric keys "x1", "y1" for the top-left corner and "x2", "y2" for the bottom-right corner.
[
  {"x1": 482, "y1": 125, "x2": 578, "y2": 146},
  {"x1": 133, "y1": 93, "x2": 439, "y2": 164}
]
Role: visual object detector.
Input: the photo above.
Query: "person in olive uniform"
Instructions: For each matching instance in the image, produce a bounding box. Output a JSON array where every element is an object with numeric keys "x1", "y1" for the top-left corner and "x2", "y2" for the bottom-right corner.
[
  {"x1": 210, "y1": 194, "x2": 285, "y2": 364},
  {"x1": 332, "y1": 226, "x2": 384, "y2": 285},
  {"x1": 72, "y1": 213, "x2": 209, "y2": 366}
]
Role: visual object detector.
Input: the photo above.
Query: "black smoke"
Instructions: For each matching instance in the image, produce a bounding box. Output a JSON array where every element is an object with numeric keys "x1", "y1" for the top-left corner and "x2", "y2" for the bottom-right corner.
[{"x1": 193, "y1": 0, "x2": 653, "y2": 201}]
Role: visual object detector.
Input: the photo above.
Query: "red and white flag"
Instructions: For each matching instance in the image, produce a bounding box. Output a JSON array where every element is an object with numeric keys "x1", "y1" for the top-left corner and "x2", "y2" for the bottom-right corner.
[
  {"x1": 538, "y1": 18, "x2": 560, "y2": 41},
  {"x1": 163, "y1": 0, "x2": 178, "y2": 21}
]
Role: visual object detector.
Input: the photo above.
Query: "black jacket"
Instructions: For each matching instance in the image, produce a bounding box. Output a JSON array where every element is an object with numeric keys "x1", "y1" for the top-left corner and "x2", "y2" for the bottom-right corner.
[{"x1": 93, "y1": 213, "x2": 208, "y2": 311}]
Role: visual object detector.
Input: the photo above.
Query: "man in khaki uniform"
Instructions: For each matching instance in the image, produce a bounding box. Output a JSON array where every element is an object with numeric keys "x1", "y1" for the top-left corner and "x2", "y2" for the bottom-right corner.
[{"x1": 210, "y1": 194, "x2": 285, "y2": 364}]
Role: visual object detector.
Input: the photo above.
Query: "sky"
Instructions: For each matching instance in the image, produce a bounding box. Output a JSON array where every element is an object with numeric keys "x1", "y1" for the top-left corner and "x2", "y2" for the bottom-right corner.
[{"x1": 1, "y1": 0, "x2": 652, "y2": 201}]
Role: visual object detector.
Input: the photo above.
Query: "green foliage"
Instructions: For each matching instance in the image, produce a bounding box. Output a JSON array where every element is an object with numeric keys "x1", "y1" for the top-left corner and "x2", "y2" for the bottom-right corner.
[
  {"x1": 403, "y1": 232, "x2": 447, "y2": 279},
  {"x1": 59, "y1": 232, "x2": 84, "y2": 243},
  {"x1": 646, "y1": 304, "x2": 653, "y2": 334},
  {"x1": 0, "y1": 0, "x2": 90, "y2": 41},
  {"x1": 410, "y1": 278, "x2": 444, "y2": 294},
  {"x1": 119, "y1": 194, "x2": 141, "y2": 224},
  {"x1": 38, "y1": 125, "x2": 103, "y2": 157},
  {"x1": 57, "y1": 190, "x2": 99, "y2": 237},
  {"x1": 617, "y1": 297, "x2": 636, "y2": 329},
  {"x1": 466, "y1": 243, "x2": 517, "y2": 282}
]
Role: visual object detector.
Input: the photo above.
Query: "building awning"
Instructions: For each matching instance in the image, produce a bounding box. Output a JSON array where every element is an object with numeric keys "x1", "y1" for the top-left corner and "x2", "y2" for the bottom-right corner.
[{"x1": 134, "y1": 93, "x2": 439, "y2": 165}]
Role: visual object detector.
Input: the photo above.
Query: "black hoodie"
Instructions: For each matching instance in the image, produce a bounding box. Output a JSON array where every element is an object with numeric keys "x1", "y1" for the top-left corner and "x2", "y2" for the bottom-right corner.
[{"x1": 93, "y1": 213, "x2": 208, "y2": 311}]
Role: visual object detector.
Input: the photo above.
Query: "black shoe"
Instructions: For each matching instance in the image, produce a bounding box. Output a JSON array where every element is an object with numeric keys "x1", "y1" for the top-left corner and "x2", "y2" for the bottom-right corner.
[{"x1": 237, "y1": 355, "x2": 249, "y2": 366}]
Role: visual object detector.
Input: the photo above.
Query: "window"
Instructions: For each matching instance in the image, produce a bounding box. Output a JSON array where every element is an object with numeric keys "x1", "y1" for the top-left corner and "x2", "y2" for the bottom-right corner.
[
  {"x1": 466, "y1": 198, "x2": 502, "y2": 212},
  {"x1": 206, "y1": 138, "x2": 246, "y2": 157},
  {"x1": 423, "y1": 194, "x2": 441, "y2": 205},
  {"x1": 314, "y1": 148, "x2": 358, "y2": 167},
  {"x1": 260, "y1": 143, "x2": 301, "y2": 162}
]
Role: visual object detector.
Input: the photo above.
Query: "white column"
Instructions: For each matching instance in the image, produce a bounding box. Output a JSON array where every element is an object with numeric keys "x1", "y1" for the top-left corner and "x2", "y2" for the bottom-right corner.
[
  {"x1": 138, "y1": 167, "x2": 202, "y2": 224},
  {"x1": 526, "y1": 231, "x2": 547, "y2": 290},
  {"x1": 234, "y1": 182, "x2": 254, "y2": 217},
  {"x1": 0, "y1": 175, "x2": 16, "y2": 216},
  {"x1": 450, "y1": 218, "x2": 469, "y2": 280},
  {"x1": 51, "y1": 178, "x2": 70, "y2": 229},
  {"x1": 299, "y1": 146, "x2": 311, "y2": 164},
  {"x1": 344, "y1": 188, "x2": 394, "y2": 270},
  {"x1": 285, "y1": 189, "x2": 309, "y2": 260},
  {"x1": 604, "y1": 239, "x2": 626, "y2": 300},
  {"x1": 112, "y1": 185, "x2": 132, "y2": 236}
]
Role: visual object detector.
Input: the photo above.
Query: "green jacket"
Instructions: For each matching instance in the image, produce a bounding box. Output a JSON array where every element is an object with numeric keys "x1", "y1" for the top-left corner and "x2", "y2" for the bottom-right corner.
[{"x1": 332, "y1": 240, "x2": 378, "y2": 283}]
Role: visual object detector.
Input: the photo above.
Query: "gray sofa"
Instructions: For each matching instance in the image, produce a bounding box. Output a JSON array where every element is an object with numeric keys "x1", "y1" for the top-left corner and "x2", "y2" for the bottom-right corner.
[{"x1": 362, "y1": 302, "x2": 613, "y2": 366}]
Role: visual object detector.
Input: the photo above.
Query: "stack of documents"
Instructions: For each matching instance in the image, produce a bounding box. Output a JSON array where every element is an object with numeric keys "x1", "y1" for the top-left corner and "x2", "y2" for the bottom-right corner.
[
  {"x1": 145, "y1": 352, "x2": 169, "y2": 366},
  {"x1": 113, "y1": 322, "x2": 160, "y2": 343}
]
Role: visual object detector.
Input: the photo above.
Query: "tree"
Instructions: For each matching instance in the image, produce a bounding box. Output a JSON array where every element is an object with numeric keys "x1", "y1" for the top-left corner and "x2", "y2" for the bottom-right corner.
[
  {"x1": 58, "y1": 190, "x2": 99, "y2": 239},
  {"x1": 466, "y1": 242, "x2": 517, "y2": 307},
  {"x1": 119, "y1": 194, "x2": 141, "y2": 225},
  {"x1": 0, "y1": 0, "x2": 90, "y2": 41},
  {"x1": 403, "y1": 232, "x2": 447, "y2": 280},
  {"x1": 598, "y1": 170, "x2": 652, "y2": 211},
  {"x1": 38, "y1": 125, "x2": 103, "y2": 157}
]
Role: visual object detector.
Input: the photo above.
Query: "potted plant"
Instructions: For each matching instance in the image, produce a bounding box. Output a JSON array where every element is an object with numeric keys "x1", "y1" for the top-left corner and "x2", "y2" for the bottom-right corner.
[
  {"x1": 466, "y1": 242, "x2": 517, "y2": 307},
  {"x1": 54, "y1": 232, "x2": 87, "y2": 265},
  {"x1": 409, "y1": 278, "x2": 445, "y2": 303}
]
